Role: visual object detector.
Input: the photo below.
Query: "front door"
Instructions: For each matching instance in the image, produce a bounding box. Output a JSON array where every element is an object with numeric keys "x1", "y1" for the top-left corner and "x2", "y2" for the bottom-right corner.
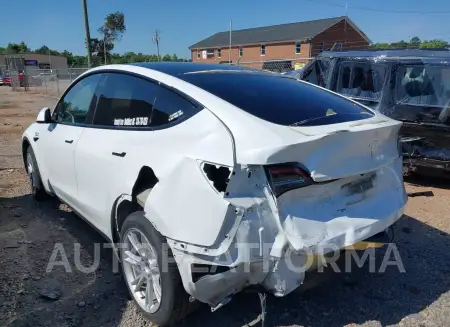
[{"x1": 39, "y1": 73, "x2": 102, "y2": 205}]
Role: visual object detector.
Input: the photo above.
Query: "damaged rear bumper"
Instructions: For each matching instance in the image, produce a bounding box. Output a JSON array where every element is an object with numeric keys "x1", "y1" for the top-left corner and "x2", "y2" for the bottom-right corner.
[
  {"x1": 167, "y1": 157, "x2": 406, "y2": 307},
  {"x1": 171, "y1": 206, "x2": 404, "y2": 307}
]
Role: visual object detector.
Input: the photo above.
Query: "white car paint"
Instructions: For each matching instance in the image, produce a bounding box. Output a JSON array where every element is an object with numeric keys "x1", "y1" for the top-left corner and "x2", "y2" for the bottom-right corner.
[{"x1": 22, "y1": 63, "x2": 407, "y2": 308}]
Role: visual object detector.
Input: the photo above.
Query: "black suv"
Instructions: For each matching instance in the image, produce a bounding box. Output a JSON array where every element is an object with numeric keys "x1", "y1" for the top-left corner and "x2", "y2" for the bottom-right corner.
[{"x1": 295, "y1": 49, "x2": 450, "y2": 175}]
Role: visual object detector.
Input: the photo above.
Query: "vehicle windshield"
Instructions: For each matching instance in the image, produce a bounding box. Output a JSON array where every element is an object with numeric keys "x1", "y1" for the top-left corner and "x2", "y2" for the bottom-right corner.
[
  {"x1": 337, "y1": 61, "x2": 387, "y2": 103},
  {"x1": 396, "y1": 65, "x2": 450, "y2": 108},
  {"x1": 180, "y1": 72, "x2": 373, "y2": 126}
]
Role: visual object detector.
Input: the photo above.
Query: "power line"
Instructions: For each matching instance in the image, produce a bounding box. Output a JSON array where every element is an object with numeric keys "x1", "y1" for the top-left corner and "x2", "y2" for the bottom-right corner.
[{"x1": 304, "y1": 0, "x2": 450, "y2": 14}]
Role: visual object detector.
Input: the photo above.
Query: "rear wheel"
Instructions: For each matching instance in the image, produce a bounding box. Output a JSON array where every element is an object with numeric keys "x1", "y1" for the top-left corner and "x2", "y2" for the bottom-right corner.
[
  {"x1": 120, "y1": 211, "x2": 197, "y2": 326},
  {"x1": 26, "y1": 147, "x2": 48, "y2": 201}
]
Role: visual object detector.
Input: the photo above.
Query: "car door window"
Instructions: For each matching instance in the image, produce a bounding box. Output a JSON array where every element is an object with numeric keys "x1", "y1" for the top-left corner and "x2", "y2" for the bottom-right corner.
[
  {"x1": 93, "y1": 73, "x2": 159, "y2": 127},
  {"x1": 302, "y1": 59, "x2": 330, "y2": 87},
  {"x1": 53, "y1": 74, "x2": 102, "y2": 124},
  {"x1": 150, "y1": 87, "x2": 201, "y2": 128},
  {"x1": 337, "y1": 61, "x2": 386, "y2": 103}
]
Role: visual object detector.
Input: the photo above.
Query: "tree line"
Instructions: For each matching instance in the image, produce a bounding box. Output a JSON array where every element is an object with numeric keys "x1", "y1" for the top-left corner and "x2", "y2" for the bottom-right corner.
[
  {"x1": 0, "y1": 11, "x2": 189, "y2": 67},
  {"x1": 0, "y1": 42, "x2": 189, "y2": 68},
  {"x1": 369, "y1": 37, "x2": 449, "y2": 50}
]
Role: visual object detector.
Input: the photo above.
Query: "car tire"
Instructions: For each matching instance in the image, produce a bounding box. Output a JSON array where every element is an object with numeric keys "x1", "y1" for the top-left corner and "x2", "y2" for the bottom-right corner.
[
  {"x1": 25, "y1": 147, "x2": 48, "y2": 201},
  {"x1": 120, "y1": 211, "x2": 198, "y2": 326}
]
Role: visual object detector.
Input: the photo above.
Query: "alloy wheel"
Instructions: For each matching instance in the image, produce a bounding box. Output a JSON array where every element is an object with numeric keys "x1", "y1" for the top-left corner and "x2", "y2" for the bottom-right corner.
[{"x1": 122, "y1": 228, "x2": 162, "y2": 314}]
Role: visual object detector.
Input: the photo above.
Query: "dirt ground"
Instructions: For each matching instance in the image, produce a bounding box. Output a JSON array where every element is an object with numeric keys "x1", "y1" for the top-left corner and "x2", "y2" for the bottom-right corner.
[{"x1": 1, "y1": 86, "x2": 450, "y2": 327}]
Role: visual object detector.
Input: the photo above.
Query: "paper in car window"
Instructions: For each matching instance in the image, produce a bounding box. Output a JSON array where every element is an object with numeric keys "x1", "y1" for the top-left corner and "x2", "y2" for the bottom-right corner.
[
  {"x1": 168, "y1": 110, "x2": 184, "y2": 122},
  {"x1": 326, "y1": 108, "x2": 336, "y2": 116}
]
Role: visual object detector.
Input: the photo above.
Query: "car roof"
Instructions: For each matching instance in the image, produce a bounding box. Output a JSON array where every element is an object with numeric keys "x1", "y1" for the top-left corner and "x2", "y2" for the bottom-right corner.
[
  {"x1": 128, "y1": 62, "x2": 261, "y2": 77},
  {"x1": 318, "y1": 49, "x2": 450, "y2": 61}
]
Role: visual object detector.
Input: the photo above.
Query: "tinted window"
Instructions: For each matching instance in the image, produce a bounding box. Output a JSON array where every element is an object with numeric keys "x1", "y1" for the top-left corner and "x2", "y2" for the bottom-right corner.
[
  {"x1": 180, "y1": 72, "x2": 373, "y2": 126},
  {"x1": 54, "y1": 74, "x2": 101, "y2": 124},
  {"x1": 151, "y1": 87, "x2": 201, "y2": 127},
  {"x1": 302, "y1": 63, "x2": 318, "y2": 85},
  {"x1": 93, "y1": 73, "x2": 158, "y2": 127},
  {"x1": 337, "y1": 61, "x2": 386, "y2": 102}
]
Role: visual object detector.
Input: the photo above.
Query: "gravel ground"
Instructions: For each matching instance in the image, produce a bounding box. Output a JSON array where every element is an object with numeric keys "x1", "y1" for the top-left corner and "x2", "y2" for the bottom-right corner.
[{"x1": 1, "y1": 87, "x2": 450, "y2": 327}]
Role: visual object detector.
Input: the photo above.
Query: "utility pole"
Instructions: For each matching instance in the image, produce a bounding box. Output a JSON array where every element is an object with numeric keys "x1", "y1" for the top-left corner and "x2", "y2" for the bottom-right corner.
[
  {"x1": 344, "y1": 2, "x2": 348, "y2": 49},
  {"x1": 82, "y1": 0, "x2": 92, "y2": 67},
  {"x1": 229, "y1": 20, "x2": 232, "y2": 65},
  {"x1": 103, "y1": 27, "x2": 108, "y2": 65},
  {"x1": 152, "y1": 30, "x2": 161, "y2": 62},
  {"x1": 48, "y1": 49, "x2": 52, "y2": 71}
]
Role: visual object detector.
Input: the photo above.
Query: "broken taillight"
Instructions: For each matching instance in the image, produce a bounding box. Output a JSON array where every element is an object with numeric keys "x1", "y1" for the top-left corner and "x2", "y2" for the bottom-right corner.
[{"x1": 265, "y1": 164, "x2": 313, "y2": 197}]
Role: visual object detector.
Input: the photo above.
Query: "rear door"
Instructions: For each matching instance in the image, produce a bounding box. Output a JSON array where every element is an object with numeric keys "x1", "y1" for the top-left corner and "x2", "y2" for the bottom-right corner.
[
  {"x1": 74, "y1": 72, "x2": 208, "y2": 236},
  {"x1": 73, "y1": 72, "x2": 159, "y2": 233},
  {"x1": 38, "y1": 73, "x2": 101, "y2": 204}
]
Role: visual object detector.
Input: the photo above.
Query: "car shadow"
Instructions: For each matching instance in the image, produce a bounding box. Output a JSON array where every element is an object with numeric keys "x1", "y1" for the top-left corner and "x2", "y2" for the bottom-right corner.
[
  {"x1": 405, "y1": 172, "x2": 450, "y2": 190},
  {"x1": 2, "y1": 194, "x2": 449, "y2": 327}
]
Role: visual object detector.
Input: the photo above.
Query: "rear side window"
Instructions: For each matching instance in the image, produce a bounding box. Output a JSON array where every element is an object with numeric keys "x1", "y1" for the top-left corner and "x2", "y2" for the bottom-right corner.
[
  {"x1": 93, "y1": 73, "x2": 158, "y2": 127},
  {"x1": 181, "y1": 72, "x2": 373, "y2": 126},
  {"x1": 337, "y1": 61, "x2": 386, "y2": 102},
  {"x1": 150, "y1": 87, "x2": 201, "y2": 127}
]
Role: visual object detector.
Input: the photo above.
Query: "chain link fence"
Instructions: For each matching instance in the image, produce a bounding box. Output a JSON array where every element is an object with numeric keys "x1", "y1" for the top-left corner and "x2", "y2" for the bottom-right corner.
[
  {"x1": 235, "y1": 57, "x2": 313, "y2": 73},
  {"x1": 22, "y1": 68, "x2": 89, "y2": 96}
]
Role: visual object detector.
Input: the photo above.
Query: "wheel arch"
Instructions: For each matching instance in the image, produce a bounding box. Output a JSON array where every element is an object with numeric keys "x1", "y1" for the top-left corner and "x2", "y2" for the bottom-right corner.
[
  {"x1": 111, "y1": 165, "x2": 159, "y2": 243},
  {"x1": 22, "y1": 137, "x2": 32, "y2": 169}
]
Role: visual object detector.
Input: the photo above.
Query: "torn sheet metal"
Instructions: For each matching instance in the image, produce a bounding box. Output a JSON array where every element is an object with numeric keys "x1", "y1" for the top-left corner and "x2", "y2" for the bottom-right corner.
[{"x1": 159, "y1": 156, "x2": 405, "y2": 305}]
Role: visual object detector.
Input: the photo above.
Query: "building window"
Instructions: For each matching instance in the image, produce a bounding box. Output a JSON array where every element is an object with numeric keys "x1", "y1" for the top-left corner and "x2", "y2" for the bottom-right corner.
[
  {"x1": 197, "y1": 51, "x2": 200, "y2": 59},
  {"x1": 260, "y1": 44, "x2": 266, "y2": 56},
  {"x1": 239, "y1": 47, "x2": 243, "y2": 57},
  {"x1": 295, "y1": 42, "x2": 301, "y2": 54},
  {"x1": 338, "y1": 42, "x2": 343, "y2": 51},
  {"x1": 205, "y1": 49, "x2": 214, "y2": 58},
  {"x1": 217, "y1": 48, "x2": 222, "y2": 58}
]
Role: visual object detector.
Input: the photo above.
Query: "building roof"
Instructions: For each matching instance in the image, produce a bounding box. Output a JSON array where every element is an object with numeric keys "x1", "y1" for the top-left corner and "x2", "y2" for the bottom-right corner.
[{"x1": 190, "y1": 16, "x2": 370, "y2": 49}]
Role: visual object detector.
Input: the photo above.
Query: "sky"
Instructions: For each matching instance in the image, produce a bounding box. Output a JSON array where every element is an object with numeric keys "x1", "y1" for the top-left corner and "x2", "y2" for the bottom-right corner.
[{"x1": 1, "y1": 0, "x2": 449, "y2": 58}]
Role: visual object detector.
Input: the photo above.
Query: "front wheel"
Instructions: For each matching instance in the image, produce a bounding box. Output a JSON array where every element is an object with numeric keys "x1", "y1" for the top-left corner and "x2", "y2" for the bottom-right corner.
[
  {"x1": 26, "y1": 147, "x2": 48, "y2": 201},
  {"x1": 120, "y1": 211, "x2": 197, "y2": 326}
]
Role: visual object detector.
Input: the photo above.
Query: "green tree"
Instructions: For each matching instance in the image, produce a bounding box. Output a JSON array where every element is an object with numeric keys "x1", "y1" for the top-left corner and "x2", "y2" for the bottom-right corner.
[
  {"x1": 171, "y1": 53, "x2": 178, "y2": 61},
  {"x1": 409, "y1": 36, "x2": 421, "y2": 48},
  {"x1": 6, "y1": 42, "x2": 30, "y2": 53},
  {"x1": 161, "y1": 54, "x2": 172, "y2": 61},
  {"x1": 390, "y1": 40, "x2": 408, "y2": 49},
  {"x1": 98, "y1": 11, "x2": 126, "y2": 64},
  {"x1": 420, "y1": 39, "x2": 449, "y2": 49},
  {"x1": 90, "y1": 38, "x2": 114, "y2": 64},
  {"x1": 35, "y1": 45, "x2": 50, "y2": 54}
]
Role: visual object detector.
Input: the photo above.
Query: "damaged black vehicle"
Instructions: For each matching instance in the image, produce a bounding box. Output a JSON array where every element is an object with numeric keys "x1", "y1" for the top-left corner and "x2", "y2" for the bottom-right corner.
[{"x1": 294, "y1": 49, "x2": 450, "y2": 176}]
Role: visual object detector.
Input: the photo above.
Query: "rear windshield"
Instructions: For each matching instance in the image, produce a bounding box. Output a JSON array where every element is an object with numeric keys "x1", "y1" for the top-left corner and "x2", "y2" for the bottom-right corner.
[{"x1": 180, "y1": 72, "x2": 373, "y2": 126}]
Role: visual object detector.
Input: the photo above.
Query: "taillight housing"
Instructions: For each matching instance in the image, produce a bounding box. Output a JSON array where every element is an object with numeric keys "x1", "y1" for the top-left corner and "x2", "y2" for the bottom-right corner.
[{"x1": 265, "y1": 163, "x2": 314, "y2": 197}]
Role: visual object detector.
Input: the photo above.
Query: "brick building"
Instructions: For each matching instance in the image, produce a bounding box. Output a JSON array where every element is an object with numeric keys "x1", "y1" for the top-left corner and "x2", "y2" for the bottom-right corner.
[{"x1": 189, "y1": 16, "x2": 370, "y2": 71}]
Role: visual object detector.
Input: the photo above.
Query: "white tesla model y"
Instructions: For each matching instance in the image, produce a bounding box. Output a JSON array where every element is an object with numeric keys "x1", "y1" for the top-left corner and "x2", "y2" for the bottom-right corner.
[{"x1": 22, "y1": 63, "x2": 407, "y2": 326}]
